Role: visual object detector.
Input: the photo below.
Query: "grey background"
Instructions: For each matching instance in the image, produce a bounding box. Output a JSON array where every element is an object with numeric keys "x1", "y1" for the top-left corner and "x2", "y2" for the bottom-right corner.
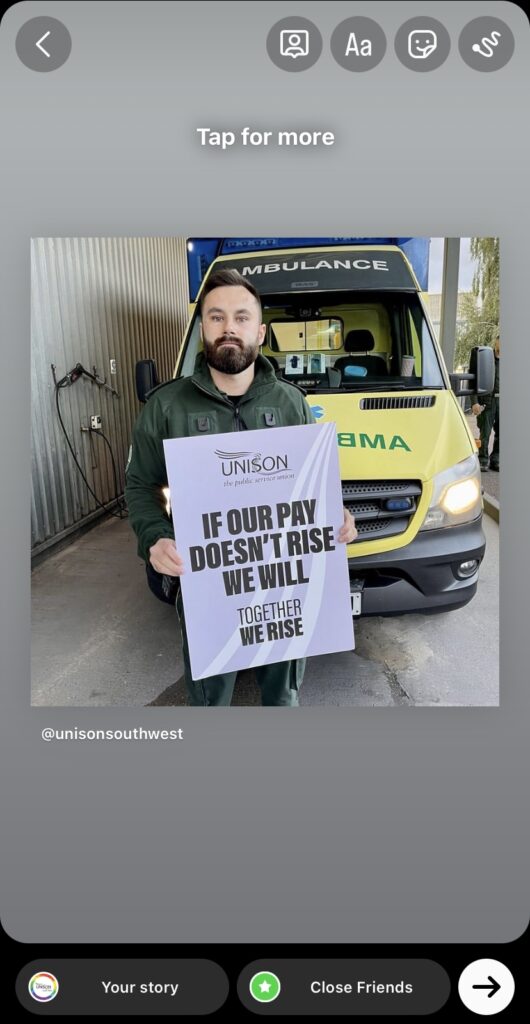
[{"x1": 0, "y1": 0, "x2": 527, "y2": 943}]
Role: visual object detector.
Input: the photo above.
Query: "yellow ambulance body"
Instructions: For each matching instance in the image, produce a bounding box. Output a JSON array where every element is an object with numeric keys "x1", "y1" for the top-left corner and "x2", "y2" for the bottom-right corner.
[{"x1": 176, "y1": 244, "x2": 486, "y2": 617}]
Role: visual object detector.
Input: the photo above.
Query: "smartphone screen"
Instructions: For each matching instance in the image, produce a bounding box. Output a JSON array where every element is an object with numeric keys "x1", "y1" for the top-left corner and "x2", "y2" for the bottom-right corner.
[{"x1": 0, "y1": 1, "x2": 527, "y2": 1018}]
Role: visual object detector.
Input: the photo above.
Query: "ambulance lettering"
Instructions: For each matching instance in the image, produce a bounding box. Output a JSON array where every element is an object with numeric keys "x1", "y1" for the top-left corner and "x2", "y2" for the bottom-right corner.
[
  {"x1": 240, "y1": 258, "x2": 389, "y2": 276},
  {"x1": 337, "y1": 433, "x2": 411, "y2": 452}
]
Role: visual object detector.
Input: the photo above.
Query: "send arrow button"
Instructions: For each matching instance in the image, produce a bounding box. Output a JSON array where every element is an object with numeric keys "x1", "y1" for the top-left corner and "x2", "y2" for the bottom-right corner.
[
  {"x1": 472, "y1": 975, "x2": 501, "y2": 998},
  {"x1": 459, "y1": 959, "x2": 514, "y2": 1015}
]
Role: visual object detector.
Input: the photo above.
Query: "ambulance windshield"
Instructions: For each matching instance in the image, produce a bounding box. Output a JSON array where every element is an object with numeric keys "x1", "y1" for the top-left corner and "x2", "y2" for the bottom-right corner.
[
  {"x1": 259, "y1": 291, "x2": 444, "y2": 391},
  {"x1": 179, "y1": 289, "x2": 445, "y2": 391}
]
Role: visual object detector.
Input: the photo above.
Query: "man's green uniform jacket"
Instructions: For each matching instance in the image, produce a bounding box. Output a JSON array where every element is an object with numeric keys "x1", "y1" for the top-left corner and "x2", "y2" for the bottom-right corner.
[{"x1": 125, "y1": 352, "x2": 316, "y2": 563}]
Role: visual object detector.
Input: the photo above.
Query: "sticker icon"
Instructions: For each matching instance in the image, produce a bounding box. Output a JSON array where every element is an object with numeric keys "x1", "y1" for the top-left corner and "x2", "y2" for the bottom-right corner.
[
  {"x1": 395, "y1": 18, "x2": 450, "y2": 72},
  {"x1": 28, "y1": 972, "x2": 59, "y2": 1002},
  {"x1": 280, "y1": 30, "x2": 309, "y2": 59},
  {"x1": 408, "y1": 29, "x2": 438, "y2": 59}
]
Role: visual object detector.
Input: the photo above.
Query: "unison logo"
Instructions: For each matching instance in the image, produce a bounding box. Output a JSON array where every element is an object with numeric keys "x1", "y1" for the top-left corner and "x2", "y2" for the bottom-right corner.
[
  {"x1": 215, "y1": 450, "x2": 289, "y2": 477},
  {"x1": 28, "y1": 973, "x2": 59, "y2": 1003}
]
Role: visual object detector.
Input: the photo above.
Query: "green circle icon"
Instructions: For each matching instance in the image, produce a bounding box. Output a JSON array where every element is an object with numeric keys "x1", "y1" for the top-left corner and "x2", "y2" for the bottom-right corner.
[{"x1": 249, "y1": 971, "x2": 281, "y2": 1003}]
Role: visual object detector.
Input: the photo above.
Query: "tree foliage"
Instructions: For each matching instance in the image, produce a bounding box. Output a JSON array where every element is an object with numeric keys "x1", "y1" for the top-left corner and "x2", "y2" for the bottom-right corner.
[{"x1": 455, "y1": 238, "x2": 499, "y2": 369}]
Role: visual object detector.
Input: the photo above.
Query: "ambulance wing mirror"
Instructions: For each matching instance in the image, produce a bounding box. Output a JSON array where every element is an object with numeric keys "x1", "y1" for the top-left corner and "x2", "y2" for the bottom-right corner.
[
  {"x1": 471, "y1": 345, "x2": 495, "y2": 395},
  {"x1": 450, "y1": 346, "x2": 495, "y2": 398},
  {"x1": 135, "y1": 359, "x2": 159, "y2": 403}
]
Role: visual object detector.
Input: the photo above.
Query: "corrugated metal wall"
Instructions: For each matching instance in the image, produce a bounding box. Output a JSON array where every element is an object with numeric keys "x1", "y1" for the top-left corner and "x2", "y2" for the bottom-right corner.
[{"x1": 31, "y1": 237, "x2": 189, "y2": 555}]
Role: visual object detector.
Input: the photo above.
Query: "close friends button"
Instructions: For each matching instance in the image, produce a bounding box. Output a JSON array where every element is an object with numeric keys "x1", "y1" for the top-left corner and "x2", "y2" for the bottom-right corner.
[{"x1": 238, "y1": 959, "x2": 450, "y2": 1014}]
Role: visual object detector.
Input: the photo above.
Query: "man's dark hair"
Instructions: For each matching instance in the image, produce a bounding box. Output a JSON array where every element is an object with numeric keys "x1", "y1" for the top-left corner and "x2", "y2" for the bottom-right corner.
[{"x1": 199, "y1": 267, "x2": 262, "y2": 317}]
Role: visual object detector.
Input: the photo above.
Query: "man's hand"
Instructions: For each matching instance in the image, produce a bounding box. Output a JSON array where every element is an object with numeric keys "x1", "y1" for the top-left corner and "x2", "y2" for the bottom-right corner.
[
  {"x1": 472, "y1": 403, "x2": 484, "y2": 416},
  {"x1": 337, "y1": 507, "x2": 357, "y2": 544},
  {"x1": 149, "y1": 538, "x2": 185, "y2": 576}
]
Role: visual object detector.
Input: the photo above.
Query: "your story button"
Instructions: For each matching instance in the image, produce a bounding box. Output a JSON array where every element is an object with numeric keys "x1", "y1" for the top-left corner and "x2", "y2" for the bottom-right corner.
[{"x1": 16, "y1": 959, "x2": 229, "y2": 1015}]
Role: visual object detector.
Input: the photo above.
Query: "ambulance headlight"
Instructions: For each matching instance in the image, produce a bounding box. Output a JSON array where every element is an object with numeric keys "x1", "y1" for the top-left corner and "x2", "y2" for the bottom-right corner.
[{"x1": 420, "y1": 454, "x2": 482, "y2": 531}]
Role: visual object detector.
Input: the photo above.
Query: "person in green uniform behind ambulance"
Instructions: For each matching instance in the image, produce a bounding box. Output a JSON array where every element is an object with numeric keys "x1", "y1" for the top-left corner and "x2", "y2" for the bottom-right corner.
[{"x1": 472, "y1": 334, "x2": 500, "y2": 472}]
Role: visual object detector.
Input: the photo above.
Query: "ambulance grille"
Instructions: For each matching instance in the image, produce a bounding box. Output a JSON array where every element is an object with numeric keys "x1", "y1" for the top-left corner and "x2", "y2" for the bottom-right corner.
[
  {"x1": 342, "y1": 479, "x2": 422, "y2": 541},
  {"x1": 360, "y1": 396, "x2": 436, "y2": 410}
]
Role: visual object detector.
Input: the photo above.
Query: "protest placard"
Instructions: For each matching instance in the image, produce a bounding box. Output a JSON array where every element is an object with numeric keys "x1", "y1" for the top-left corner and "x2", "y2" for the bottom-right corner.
[{"x1": 163, "y1": 422, "x2": 354, "y2": 679}]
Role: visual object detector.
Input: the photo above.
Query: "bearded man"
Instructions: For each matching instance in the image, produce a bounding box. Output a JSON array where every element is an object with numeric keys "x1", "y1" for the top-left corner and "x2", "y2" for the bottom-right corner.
[{"x1": 125, "y1": 268, "x2": 356, "y2": 705}]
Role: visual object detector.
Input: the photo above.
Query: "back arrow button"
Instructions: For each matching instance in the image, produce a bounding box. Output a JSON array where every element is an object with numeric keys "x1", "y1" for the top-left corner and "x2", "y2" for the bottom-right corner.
[
  {"x1": 15, "y1": 17, "x2": 71, "y2": 72},
  {"x1": 36, "y1": 31, "x2": 51, "y2": 58}
]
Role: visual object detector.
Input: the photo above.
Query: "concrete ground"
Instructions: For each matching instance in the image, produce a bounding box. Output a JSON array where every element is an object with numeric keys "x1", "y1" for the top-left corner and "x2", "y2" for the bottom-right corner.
[{"x1": 31, "y1": 511, "x2": 499, "y2": 707}]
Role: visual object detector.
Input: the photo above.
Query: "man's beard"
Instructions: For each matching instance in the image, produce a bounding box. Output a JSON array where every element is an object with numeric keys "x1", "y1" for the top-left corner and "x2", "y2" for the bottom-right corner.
[{"x1": 203, "y1": 334, "x2": 260, "y2": 375}]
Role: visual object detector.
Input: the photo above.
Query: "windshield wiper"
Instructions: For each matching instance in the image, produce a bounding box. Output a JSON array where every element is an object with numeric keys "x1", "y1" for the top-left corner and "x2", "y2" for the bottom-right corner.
[{"x1": 314, "y1": 382, "x2": 434, "y2": 393}]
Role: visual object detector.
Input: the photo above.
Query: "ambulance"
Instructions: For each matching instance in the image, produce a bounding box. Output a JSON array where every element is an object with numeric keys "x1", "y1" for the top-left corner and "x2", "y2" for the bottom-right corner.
[{"x1": 139, "y1": 241, "x2": 495, "y2": 618}]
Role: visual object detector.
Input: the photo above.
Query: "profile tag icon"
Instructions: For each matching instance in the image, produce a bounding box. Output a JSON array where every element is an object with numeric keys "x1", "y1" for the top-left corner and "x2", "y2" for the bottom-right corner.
[
  {"x1": 267, "y1": 17, "x2": 322, "y2": 72},
  {"x1": 280, "y1": 30, "x2": 309, "y2": 59}
]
